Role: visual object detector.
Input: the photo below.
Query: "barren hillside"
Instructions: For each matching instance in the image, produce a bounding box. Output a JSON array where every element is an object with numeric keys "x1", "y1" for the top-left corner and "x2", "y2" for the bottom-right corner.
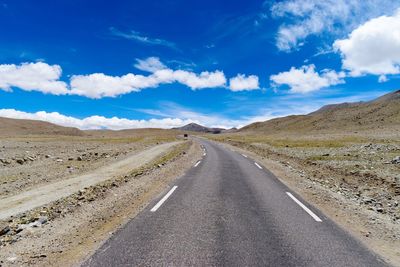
[
  {"x1": 0, "y1": 117, "x2": 84, "y2": 136},
  {"x1": 241, "y1": 90, "x2": 400, "y2": 134}
]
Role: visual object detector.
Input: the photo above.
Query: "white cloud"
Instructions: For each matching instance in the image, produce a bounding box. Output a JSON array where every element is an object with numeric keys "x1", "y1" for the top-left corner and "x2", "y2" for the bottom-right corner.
[
  {"x1": 69, "y1": 68, "x2": 227, "y2": 98},
  {"x1": 270, "y1": 0, "x2": 400, "y2": 52},
  {"x1": 270, "y1": 64, "x2": 345, "y2": 93},
  {"x1": 109, "y1": 27, "x2": 177, "y2": 50},
  {"x1": 229, "y1": 74, "x2": 259, "y2": 91},
  {"x1": 0, "y1": 58, "x2": 259, "y2": 98},
  {"x1": 333, "y1": 10, "x2": 400, "y2": 78},
  {"x1": 134, "y1": 57, "x2": 167, "y2": 72},
  {"x1": 378, "y1": 75, "x2": 388, "y2": 83},
  {"x1": 0, "y1": 62, "x2": 68, "y2": 95},
  {"x1": 170, "y1": 69, "x2": 226, "y2": 89},
  {"x1": 69, "y1": 73, "x2": 155, "y2": 98},
  {"x1": 0, "y1": 108, "x2": 195, "y2": 130}
]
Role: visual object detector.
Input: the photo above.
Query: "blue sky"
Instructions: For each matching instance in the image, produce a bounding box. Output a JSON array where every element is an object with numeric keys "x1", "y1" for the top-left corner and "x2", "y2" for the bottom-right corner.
[{"x1": 0, "y1": 0, "x2": 399, "y2": 129}]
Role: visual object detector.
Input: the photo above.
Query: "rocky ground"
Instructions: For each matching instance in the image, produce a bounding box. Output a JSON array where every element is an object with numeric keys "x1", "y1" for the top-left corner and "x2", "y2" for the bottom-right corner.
[
  {"x1": 0, "y1": 134, "x2": 176, "y2": 197},
  {"x1": 0, "y1": 136, "x2": 202, "y2": 266},
  {"x1": 208, "y1": 132, "x2": 400, "y2": 266}
]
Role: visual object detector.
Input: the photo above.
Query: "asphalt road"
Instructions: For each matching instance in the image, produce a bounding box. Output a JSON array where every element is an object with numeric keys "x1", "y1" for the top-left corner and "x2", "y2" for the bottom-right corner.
[{"x1": 82, "y1": 138, "x2": 388, "y2": 267}]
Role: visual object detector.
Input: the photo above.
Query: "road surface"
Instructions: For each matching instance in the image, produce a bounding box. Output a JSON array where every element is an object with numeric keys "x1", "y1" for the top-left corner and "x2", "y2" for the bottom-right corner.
[{"x1": 82, "y1": 139, "x2": 388, "y2": 267}]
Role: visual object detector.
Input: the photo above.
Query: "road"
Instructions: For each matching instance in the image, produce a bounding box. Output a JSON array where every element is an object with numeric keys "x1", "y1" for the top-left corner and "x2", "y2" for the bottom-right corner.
[{"x1": 82, "y1": 139, "x2": 388, "y2": 267}]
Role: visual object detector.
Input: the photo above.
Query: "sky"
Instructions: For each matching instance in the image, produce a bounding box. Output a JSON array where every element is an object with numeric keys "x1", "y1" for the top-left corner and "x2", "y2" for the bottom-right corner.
[{"x1": 0, "y1": 0, "x2": 399, "y2": 129}]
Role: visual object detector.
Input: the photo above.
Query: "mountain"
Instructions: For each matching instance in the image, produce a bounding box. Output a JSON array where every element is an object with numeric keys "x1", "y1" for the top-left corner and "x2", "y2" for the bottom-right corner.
[
  {"x1": 0, "y1": 117, "x2": 85, "y2": 136},
  {"x1": 173, "y1": 123, "x2": 225, "y2": 134},
  {"x1": 240, "y1": 90, "x2": 400, "y2": 134},
  {"x1": 222, "y1": 127, "x2": 238, "y2": 133}
]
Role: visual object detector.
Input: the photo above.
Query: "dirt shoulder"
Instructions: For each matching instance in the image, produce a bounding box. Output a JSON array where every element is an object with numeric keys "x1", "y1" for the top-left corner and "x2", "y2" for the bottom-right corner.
[
  {"x1": 208, "y1": 135, "x2": 400, "y2": 267},
  {"x1": 0, "y1": 139, "x2": 202, "y2": 266}
]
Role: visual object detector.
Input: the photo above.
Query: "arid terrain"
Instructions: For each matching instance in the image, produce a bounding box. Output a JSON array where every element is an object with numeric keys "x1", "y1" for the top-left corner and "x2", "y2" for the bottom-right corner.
[
  {"x1": 0, "y1": 119, "x2": 203, "y2": 266},
  {"x1": 0, "y1": 90, "x2": 399, "y2": 266},
  {"x1": 206, "y1": 90, "x2": 400, "y2": 265}
]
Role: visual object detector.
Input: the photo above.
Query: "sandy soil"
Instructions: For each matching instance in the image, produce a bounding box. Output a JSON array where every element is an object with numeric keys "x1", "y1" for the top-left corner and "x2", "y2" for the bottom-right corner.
[
  {"x1": 209, "y1": 133, "x2": 400, "y2": 267},
  {"x1": 0, "y1": 139, "x2": 202, "y2": 266}
]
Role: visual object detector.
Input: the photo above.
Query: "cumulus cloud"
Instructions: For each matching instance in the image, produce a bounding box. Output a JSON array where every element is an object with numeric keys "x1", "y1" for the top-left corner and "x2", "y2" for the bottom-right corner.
[
  {"x1": 69, "y1": 73, "x2": 155, "y2": 98},
  {"x1": 0, "y1": 58, "x2": 260, "y2": 98},
  {"x1": 229, "y1": 74, "x2": 259, "y2": 91},
  {"x1": 69, "y1": 68, "x2": 227, "y2": 98},
  {"x1": 333, "y1": 10, "x2": 400, "y2": 79},
  {"x1": 270, "y1": 0, "x2": 400, "y2": 52},
  {"x1": 0, "y1": 108, "x2": 195, "y2": 130},
  {"x1": 0, "y1": 62, "x2": 68, "y2": 95},
  {"x1": 170, "y1": 69, "x2": 226, "y2": 89},
  {"x1": 270, "y1": 64, "x2": 345, "y2": 93},
  {"x1": 134, "y1": 57, "x2": 167, "y2": 72}
]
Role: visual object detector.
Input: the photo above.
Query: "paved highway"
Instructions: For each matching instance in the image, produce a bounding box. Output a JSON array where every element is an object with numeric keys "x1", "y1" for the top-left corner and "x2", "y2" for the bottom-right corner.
[{"x1": 82, "y1": 139, "x2": 388, "y2": 267}]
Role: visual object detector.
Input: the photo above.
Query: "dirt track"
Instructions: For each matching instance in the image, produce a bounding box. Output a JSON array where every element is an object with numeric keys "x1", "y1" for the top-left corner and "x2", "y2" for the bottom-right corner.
[{"x1": 0, "y1": 141, "x2": 181, "y2": 220}]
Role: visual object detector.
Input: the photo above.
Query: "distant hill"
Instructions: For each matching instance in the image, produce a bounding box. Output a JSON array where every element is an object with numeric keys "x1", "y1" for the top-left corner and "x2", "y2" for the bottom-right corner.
[
  {"x1": 0, "y1": 117, "x2": 85, "y2": 136},
  {"x1": 173, "y1": 123, "x2": 225, "y2": 134},
  {"x1": 240, "y1": 90, "x2": 400, "y2": 134},
  {"x1": 222, "y1": 127, "x2": 238, "y2": 133}
]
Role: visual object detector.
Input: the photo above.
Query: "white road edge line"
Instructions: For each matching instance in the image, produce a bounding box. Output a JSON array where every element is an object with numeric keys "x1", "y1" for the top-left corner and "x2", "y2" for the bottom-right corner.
[
  {"x1": 150, "y1": 186, "x2": 178, "y2": 212},
  {"x1": 194, "y1": 160, "x2": 201, "y2": 167},
  {"x1": 241, "y1": 154, "x2": 248, "y2": 158},
  {"x1": 286, "y1": 192, "x2": 322, "y2": 222},
  {"x1": 254, "y1": 162, "x2": 262, "y2": 169}
]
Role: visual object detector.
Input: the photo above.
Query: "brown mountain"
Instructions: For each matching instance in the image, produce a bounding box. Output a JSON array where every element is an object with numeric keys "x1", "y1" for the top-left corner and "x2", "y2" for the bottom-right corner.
[
  {"x1": 0, "y1": 117, "x2": 84, "y2": 136},
  {"x1": 240, "y1": 90, "x2": 400, "y2": 134},
  {"x1": 173, "y1": 123, "x2": 225, "y2": 134}
]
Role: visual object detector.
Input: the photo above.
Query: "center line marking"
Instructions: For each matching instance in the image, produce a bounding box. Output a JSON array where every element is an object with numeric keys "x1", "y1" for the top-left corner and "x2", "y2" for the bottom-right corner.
[
  {"x1": 194, "y1": 160, "x2": 201, "y2": 167},
  {"x1": 254, "y1": 162, "x2": 262, "y2": 169},
  {"x1": 241, "y1": 154, "x2": 248, "y2": 158},
  {"x1": 150, "y1": 186, "x2": 178, "y2": 212},
  {"x1": 286, "y1": 192, "x2": 322, "y2": 222}
]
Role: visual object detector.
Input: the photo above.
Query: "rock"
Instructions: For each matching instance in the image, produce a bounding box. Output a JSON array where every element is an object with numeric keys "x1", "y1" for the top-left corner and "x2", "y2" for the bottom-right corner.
[
  {"x1": 77, "y1": 156, "x2": 83, "y2": 161},
  {"x1": 15, "y1": 227, "x2": 23, "y2": 234},
  {"x1": 56, "y1": 159, "x2": 63, "y2": 162},
  {"x1": 375, "y1": 207, "x2": 384, "y2": 213},
  {"x1": 362, "y1": 197, "x2": 375, "y2": 204},
  {"x1": 391, "y1": 156, "x2": 400, "y2": 164},
  {"x1": 68, "y1": 157, "x2": 74, "y2": 161},
  {"x1": 37, "y1": 216, "x2": 48, "y2": 224},
  {"x1": 27, "y1": 156, "x2": 35, "y2": 161},
  {"x1": 45, "y1": 154, "x2": 51, "y2": 158},
  {"x1": 15, "y1": 158, "x2": 24, "y2": 164},
  {"x1": 6, "y1": 256, "x2": 17, "y2": 263},
  {"x1": 0, "y1": 158, "x2": 11, "y2": 164},
  {"x1": 0, "y1": 226, "x2": 10, "y2": 236},
  {"x1": 322, "y1": 153, "x2": 330, "y2": 156}
]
